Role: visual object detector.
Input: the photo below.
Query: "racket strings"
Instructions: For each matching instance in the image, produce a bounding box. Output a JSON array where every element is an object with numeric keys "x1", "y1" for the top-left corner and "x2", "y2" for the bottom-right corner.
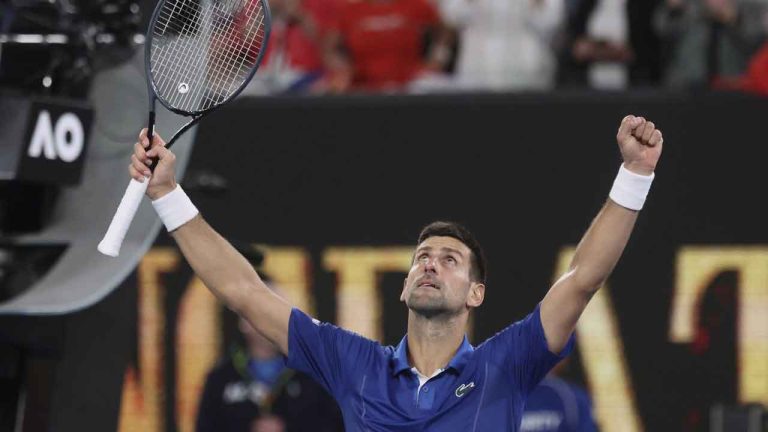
[
  {"x1": 150, "y1": 0, "x2": 266, "y2": 113},
  {"x1": 205, "y1": 3, "x2": 265, "y2": 106},
  {"x1": 204, "y1": 2, "x2": 265, "y2": 104},
  {"x1": 154, "y1": 0, "x2": 235, "y2": 108},
  {"x1": 154, "y1": 0, "x2": 209, "y2": 107}
]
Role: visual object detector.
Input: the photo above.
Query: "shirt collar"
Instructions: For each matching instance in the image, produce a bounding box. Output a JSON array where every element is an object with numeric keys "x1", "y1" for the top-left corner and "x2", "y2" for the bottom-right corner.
[{"x1": 390, "y1": 335, "x2": 475, "y2": 376}]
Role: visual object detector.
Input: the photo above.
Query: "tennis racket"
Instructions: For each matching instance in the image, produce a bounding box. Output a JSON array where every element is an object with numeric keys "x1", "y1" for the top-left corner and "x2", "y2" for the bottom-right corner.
[{"x1": 98, "y1": 0, "x2": 271, "y2": 257}]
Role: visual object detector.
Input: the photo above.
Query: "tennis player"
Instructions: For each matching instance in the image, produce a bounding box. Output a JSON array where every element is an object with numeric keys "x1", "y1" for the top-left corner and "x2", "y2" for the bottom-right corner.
[{"x1": 129, "y1": 114, "x2": 662, "y2": 431}]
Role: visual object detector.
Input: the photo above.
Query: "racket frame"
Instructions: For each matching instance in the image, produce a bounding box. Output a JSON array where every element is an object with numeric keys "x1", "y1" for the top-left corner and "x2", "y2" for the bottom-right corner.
[
  {"x1": 97, "y1": 0, "x2": 271, "y2": 257},
  {"x1": 144, "y1": 0, "x2": 272, "y2": 122}
]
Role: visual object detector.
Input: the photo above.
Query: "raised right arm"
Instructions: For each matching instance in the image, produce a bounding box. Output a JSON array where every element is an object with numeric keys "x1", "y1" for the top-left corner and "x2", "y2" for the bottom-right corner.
[
  {"x1": 172, "y1": 216, "x2": 291, "y2": 354},
  {"x1": 130, "y1": 129, "x2": 292, "y2": 354}
]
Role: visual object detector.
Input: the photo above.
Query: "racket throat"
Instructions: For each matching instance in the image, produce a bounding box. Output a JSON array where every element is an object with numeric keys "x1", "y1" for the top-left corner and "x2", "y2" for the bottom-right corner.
[
  {"x1": 147, "y1": 110, "x2": 160, "y2": 173},
  {"x1": 147, "y1": 110, "x2": 156, "y2": 142}
]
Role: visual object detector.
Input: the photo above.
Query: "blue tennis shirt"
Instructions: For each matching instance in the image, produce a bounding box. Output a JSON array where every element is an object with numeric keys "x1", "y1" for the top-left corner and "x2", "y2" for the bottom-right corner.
[{"x1": 287, "y1": 304, "x2": 574, "y2": 431}]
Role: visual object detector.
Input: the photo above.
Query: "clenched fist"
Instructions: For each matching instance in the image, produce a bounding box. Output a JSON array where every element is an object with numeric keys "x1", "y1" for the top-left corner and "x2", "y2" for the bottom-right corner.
[
  {"x1": 616, "y1": 115, "x2": 663, "y2": 176},
  {"x1": 129, "y1": 128, "x2": 178, "y2": 200}
]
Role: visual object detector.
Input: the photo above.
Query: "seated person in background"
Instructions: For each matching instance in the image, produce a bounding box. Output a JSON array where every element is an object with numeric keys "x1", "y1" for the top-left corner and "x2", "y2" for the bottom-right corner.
[
  {"x1": 196, "y1": 313, "x2": 343, "y2": 432},
  {"x1": 245, "y1": 0, "x2": 338, "y2": 94},
  {"x1": 321, "y1": 0, "x2": 453, "y2": 92},
  {"x1": 655, "y1": 0, "x2": 768, "y2": 89},
  {"x1": 195, "y1": 247, "x2": 342, "y2": 432},
  {"x1": 440, "y1": 0, "x2": 564, "y2": 91},
  {"x1": 521, "y1": 358, "x2": 598, "y2": 432}
]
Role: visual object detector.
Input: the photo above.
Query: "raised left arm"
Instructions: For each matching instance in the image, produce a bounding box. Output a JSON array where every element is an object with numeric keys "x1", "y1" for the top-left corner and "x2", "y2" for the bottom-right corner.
[{"x1": 540, "y1": 115, "x2": 663, "y2": 353}]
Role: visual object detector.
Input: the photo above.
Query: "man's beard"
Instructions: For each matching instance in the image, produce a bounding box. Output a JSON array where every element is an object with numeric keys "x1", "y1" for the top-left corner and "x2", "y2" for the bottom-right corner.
[{"x1": 405, "y1": 286, "x2": 455, "y2": 319}]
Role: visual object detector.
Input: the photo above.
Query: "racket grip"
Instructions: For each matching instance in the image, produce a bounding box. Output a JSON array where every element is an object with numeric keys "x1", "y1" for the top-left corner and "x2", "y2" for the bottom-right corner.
[{"x1": 98, "y1": 178, "x2": 150, "y2": 257}]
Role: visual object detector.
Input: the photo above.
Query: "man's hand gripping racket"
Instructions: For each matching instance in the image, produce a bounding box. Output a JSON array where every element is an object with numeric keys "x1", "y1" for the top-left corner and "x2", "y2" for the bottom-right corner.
[
  {"x1": 131, "y1": 130, "x2": 176, "y2": 201},
  {"x1": 98, "y1": 0, "x2": 271, "y2": 256}
]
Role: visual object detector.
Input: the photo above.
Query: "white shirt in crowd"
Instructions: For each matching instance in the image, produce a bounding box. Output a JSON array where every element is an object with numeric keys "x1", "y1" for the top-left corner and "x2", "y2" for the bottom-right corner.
[
  {"x1": 440, "y1": 0, "x2": 564, "y2": 91},
  {"x1": 586, "y1": 0, "x2": 629, "y2": 89}
]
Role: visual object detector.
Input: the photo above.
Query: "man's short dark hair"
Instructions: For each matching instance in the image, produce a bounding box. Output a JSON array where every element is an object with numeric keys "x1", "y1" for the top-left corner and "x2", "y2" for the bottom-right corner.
[{"x1": 417, "y1": 221, "x2": 486, "y2": 284}]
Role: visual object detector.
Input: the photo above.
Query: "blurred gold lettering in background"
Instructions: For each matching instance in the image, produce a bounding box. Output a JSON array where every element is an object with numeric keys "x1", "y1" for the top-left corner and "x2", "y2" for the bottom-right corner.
[
  {"x1": 119, "y1": 246, "x2": 315, "y2": 432},
  {"x1": 670, "y1": 247, "x2": 768, "y2": 406},
  {"x1": 258, "y1": 246, "x2": 314, "y2": 314},
  {"x1": 119, "y1": 248, "x2": 179, "y2": 432},
  {"x1": 555, "y1": 247, "x2": 642, "y2": 432},
  {"x1": 323, "y1": 247, "x2": 413, "y2": 341}
]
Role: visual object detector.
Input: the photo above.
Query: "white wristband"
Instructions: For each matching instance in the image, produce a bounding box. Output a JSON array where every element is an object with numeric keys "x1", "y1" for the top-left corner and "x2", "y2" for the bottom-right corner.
[
  {"x1": 151, "y1": 185, "x2": 199, "y2": 232},
  {"x1": 609, "y1": 164, "x2": 655, "y2": 211}
]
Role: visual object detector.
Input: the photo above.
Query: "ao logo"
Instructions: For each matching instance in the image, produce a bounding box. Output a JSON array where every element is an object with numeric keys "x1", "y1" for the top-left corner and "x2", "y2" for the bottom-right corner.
[{"x1": 27, "y1": 110, "x2": 84, "y2": 162}]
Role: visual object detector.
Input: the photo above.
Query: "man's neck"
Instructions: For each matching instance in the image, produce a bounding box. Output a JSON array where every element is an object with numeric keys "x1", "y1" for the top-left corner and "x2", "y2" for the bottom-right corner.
[{"x1": 406, "y1": 311, "x2": 467, "y2": 377}]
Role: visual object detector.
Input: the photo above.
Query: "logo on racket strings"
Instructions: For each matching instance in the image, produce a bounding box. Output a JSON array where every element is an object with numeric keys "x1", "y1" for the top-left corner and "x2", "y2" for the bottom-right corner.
[{"x1": 178, "y1": 83, "x2": 189, "y2": 94}]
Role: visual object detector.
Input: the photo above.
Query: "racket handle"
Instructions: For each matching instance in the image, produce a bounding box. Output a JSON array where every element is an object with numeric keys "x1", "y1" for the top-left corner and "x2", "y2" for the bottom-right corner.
[{"x1": 98, "y1": 178, "x2": 150, "y2": 257}]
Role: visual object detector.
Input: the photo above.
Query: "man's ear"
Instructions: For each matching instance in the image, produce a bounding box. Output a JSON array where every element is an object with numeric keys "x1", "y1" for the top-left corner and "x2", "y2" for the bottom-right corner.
[
  {"x1": 400, "y1": 278, "x2": 408, "y2": 302},
  {"x1": 467, "y1": 282, "x2": 485, "y2": 308}
]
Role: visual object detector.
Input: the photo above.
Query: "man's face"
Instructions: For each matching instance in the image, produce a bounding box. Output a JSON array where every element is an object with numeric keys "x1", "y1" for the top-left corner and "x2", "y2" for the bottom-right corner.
[{"x1": 401, "y1": 236, "x2": 483, "y2": 316}]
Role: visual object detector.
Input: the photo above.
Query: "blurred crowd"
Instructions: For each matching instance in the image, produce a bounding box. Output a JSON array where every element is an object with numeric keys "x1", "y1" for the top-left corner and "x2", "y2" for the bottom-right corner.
[{"x1": 244, "y1": 0, "x2": 768, "y2": 96}]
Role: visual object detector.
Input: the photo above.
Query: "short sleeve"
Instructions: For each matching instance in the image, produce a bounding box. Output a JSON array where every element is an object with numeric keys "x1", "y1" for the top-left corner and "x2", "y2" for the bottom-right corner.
[
  {"x1": 286, "y1": 308, "x2": 380, "y2": 399},
  {"x1": 481, "y1": 304, "x2": 575, "y2": 395}
]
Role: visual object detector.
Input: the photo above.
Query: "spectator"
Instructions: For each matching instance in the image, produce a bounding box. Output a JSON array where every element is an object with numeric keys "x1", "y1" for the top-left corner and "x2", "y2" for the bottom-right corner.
[
  {"x1": 245, "y1": 0, "x2": 337, "y2": 94},
  {"x1": 714, "y1": 39, "x2": 768, "y2": 94},
  {"x1": 558, "y1": 0, "x2": 663, "y2": 89},
  {"x1": 655, "y1": 0, "x2": 768, "y2": 89},
  {"x1": 440, "y1": 0, "x2": 565, "y2": 91},
  {"x1": 521, "y1": 360, "x2": 598, "y2": 432},
  {"x1": 196, "y1": 313, "x2": 343, "y2": 432},
  {"x1": 322, "y1": 0, "x2": 452, "y2": 92},
  {"x1": 521, "y1": 376, "x2": 598, "y2": 432},
  {"x1": 195, "y1": 247, "x2": 342, "y2": 432}
]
